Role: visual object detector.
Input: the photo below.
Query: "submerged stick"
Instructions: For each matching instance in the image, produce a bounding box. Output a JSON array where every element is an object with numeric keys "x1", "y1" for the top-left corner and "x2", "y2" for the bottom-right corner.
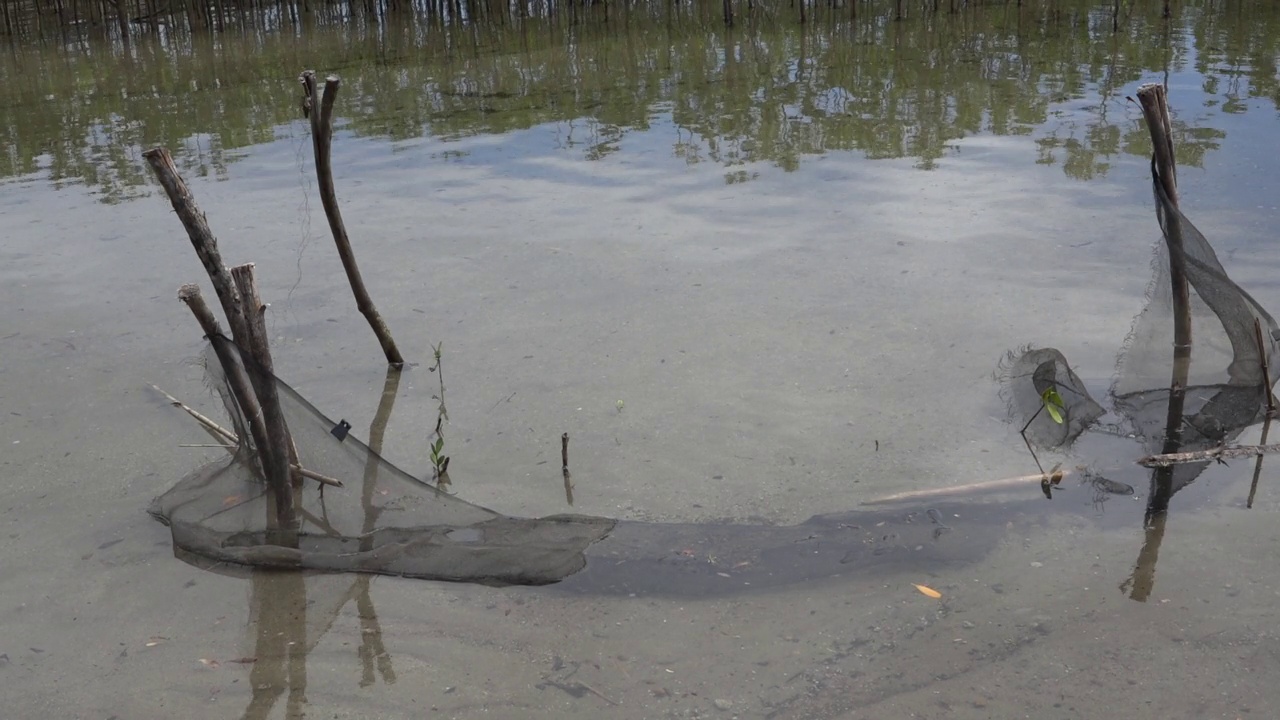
[
  {"x1": 299, "y1": 70, "x2": 404, "y2": 366},
  {"x1": 1139, "y1": 442, "x2": 1280, "y2": 468},
  {"x1": 561, "y1": 432, "x2": 572, "y2": 504},
  {"x1": 1250, "y1": 318, "x2": 1273, "y2": 508},
  {"x1": 860, "y1": 469, "x2": 1077, "y2": 505},
  {"x1": 1247, "y1": 417, "x2": 1270, "y2": 509}
]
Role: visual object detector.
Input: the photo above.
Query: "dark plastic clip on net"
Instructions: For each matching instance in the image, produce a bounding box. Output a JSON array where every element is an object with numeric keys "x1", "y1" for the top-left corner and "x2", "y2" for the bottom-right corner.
[{"x1": 330, "y1": 419, "x2": 352, "y2": 441}]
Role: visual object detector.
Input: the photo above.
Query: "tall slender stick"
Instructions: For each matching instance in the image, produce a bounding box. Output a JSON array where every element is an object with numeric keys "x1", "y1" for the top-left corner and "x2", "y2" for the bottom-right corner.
[
  {"x1": 299, "y1": 70, "x2": 404, "y2": 366},
  {"x1": 230, "y1": 263, "x2": 297, "y2": 529},
  {"x1": 1136, "y1": 83, "x2": 1189, "y2": 524},
  {"x1": 1136, "y1": 84, "x2": 1187, "y2": 365}
]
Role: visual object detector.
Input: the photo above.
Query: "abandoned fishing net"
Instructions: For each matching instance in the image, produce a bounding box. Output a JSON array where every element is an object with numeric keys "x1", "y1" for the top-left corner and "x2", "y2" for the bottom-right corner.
[
  {"x1": 1111, "y1": 160, "x2": 1279, "y2": 450},
  {"x1": 998, "y1": 346, "x2": 1105, "y2": 450},
  {"x1": 1001, "y1": 160, "x2": 1278, "y2": 472},
  {"x1": 149, "y1": 335, "x2": 615, "y2": 586}
]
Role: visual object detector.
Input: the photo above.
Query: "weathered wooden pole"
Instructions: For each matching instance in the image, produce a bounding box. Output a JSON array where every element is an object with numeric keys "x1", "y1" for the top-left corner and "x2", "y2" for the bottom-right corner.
[
  {"x1": 143, "y1": 148, "x2": 254, "y2": 349},
  {"x1": 299, "y1": 70, "x2": 405, "y2": 367},
  {"x1": 1136, "y1": 81, "x2": 1191, "y2": 436},
  {"x1": 231, "y1": 263, "x2": 298, "y2": 528},
  {"x1": 1131, "y1": 84, "x2": 1185, "y2": 598}
]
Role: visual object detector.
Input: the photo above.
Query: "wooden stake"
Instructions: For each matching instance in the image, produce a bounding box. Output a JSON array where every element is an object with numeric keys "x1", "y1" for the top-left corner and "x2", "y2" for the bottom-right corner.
[
  {"x1": 1136, "y1": 83, "x2": 1190, "y2": 370},
  {"x1": 1136, "y1": 82, "x2": 1188, "y2": 524},
  {"x1": 230, "y1": 263, "x2": 297, "y2": 527},
  {"x1": 298, "y1": 70, "x2": 404, "y2": 367}
]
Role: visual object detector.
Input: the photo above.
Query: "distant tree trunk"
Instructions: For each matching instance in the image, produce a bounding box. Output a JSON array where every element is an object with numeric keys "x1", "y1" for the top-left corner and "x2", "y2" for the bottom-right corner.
[{"x1": 115, "y1": 0, "x2": 130, "y2": 40}]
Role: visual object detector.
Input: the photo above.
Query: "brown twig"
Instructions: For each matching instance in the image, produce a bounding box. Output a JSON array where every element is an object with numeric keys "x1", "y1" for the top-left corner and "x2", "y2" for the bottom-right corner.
[
  {"x1": 561, "y1": 432, "x2": 570, "y2": 471},
  {"x1": 1139, "y1": 443, "x2": 1280, "y2": 467},
  {"x1": 298, "y1": 70, "x2": 403, "y2": 366},
  {"x1": 563, "y1": 469, "x2": 574, "y2": 507}
]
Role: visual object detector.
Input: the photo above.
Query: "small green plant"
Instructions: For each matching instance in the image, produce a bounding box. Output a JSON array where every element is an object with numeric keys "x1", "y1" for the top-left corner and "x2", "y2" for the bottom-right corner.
[
  {"x1": 1040, "y1": 387, "x2": 1066, "y2": 425},
  {"x1": 427, "y1": 341, "x2": 452, "y2": 490},
  {"x1": 430, "y1": 434, "x2": 450, "y2": 478}
]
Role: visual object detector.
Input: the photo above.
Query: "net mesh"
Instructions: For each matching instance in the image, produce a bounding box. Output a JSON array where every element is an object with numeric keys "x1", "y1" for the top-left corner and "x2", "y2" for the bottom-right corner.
[
  {"x1": 1001, "y1": 160, "x2": 1277, "y2": 474},
  {"x1": 149, "y1": 336, "x2": 615, "y2": 586}
]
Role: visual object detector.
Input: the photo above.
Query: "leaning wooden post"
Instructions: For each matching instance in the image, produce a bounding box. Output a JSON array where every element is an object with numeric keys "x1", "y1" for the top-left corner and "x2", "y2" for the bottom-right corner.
[
  {"x1": 177, "y1": 284, "x2": 271, "y2": 461},
  {"x1": 299, "y1": 70, "x2": 405, "y2": 367},
  {"x1": 230, "y1": 263, "x2": 297, "y2": 529},
  {"x1": 143, "y1": 148, "x2": 254, "y2": 349}
]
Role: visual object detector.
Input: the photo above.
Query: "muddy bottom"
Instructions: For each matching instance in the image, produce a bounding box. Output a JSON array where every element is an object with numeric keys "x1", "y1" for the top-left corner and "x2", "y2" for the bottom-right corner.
[{"x1": 5, "y1": 16, "x2": 1280, "y2": 713}]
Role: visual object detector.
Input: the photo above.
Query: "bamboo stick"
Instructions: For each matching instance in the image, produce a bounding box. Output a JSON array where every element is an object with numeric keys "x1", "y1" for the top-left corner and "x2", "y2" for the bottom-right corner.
[{"x1": 860, "y1": 470, "x2": 1077, "y2": 505}]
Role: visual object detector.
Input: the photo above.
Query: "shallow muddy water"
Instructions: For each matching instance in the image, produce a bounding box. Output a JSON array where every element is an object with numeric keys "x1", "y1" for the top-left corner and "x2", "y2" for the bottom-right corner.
[{"x1": 3, "y1": 1, "x2": 1280, "y2": 717}]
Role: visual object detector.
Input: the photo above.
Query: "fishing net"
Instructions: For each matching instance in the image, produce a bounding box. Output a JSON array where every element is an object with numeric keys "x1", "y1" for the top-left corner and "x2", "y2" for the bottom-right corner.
[
  {"x1": 150, "y1": 338, "x2": 1003, "y2": 594},
  {"x1": 1001, "y1": 159, "x2": 1278, "y2": 475},
  {"x1": 1111, "y1": 160, "x2": 1279, "y2": 450},
  {"x1": 149, "y1": 335, "x2": 615, "y2": 586},
  {"x1": 998, "y1": 346, "x2": 1105, "y2": 450}
]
